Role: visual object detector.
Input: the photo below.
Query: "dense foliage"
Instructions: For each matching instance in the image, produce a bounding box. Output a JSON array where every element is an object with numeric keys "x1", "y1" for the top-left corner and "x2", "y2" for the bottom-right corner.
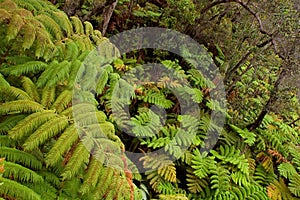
[{"x1": 0, "y1": 0, "x2": 299, "y2": 199}]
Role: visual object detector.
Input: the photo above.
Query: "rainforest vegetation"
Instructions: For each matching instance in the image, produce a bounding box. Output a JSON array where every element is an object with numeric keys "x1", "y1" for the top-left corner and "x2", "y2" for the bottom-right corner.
[{"x1": 0, "y1": 0, "x2": 299, "y2": 199}]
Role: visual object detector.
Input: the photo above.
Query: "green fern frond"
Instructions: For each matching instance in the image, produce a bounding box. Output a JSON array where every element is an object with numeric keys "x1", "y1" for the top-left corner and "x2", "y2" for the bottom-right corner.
[
  {"x1": 35, "y1": 13, "x2": 63, "y2": 40},
  {"x1": 0, "y1": 61, "x2": 47, "y2": 76},
  {"x1": 0, "y1": 147, "x2": 42, "y2": 170},
  {"x1": 210, "y1": 164, "x2": 230, "y2": 197},
  {"x1": 23, "y1": 115, "x2": 69, "y2": 151},
  {"x1": 142, "y1": 90, "x2": 174, "y2": 109},
  {"x1": 278, "y1": 162, "x2": 297, "y2": 179},
  {"x1": 289, "y1": 174, "x2": 300, "y2": 197},
  {"x1": 21, "y1": 23, "x2": 36, "y2": 50},
  {"x1": 25, "y1": 181, "x2": 57, "y2": 200},
  {"x1": 37, "y1": 171, "x2": 60, "y2": 187},
  {"x1": 5, "y1": 13, "x2": 24, "y2": 41},
  {"x1": 50, "y1": 90, "x2": 72, "y2": 113},
  {"x1": 21, "y1": 77, "x2": 40, "y2": 102},
  {"x1": 40, "y1": 87, "x2": 55, "y2": 109},
  {"x1": 288, "y1": 146, "x2": 300, "y2": 171},
  {"x1": 70, "y1": 16, "x2": 84, "y2": 35},
  {"x1": 210, "y1": 145, "x2": 250, "y2": 175},
  {"x1": 186, "y1": 168, "x2": 209, "y2": 193},
  {"x1": 254, "y1": 164, "x2": 277, "y2": 186},
  {"x1": 0, "y1": 114, "x2": 26, "y2": 135},
  {"x1": 0, "y1": 177, "x2": 41, "y2": 200},
  {"x1": 130, "y1": 109, "x2": 162, "y2": 137},
  {"x1": 1, "y1": 86, "x2": 32, "y2": 101},
  {"x1": 92, "y1": 167, "x2": 115, "y2": 198},
  {"x1": 0, "y1": 100, "x2": 44, "y2": 115},
  {"x1": 8, "y1": 110, "x2": 56, "y2": 140},
  {"x1": 0, "y1": 73, "x2": 10, "y2": 89},
  {"x1": 43, "y1": 11, "x2": 73, "y2": 37},
  {"x1": 61, "y1": 142, "x2": 90, "y2": 180},
  {"x1": 84, "y1": 21, "x2": 94, "y2": 35},
  {"x1": 191, "y1": 149, "x2": 215, "y2": 179},
  {"x1": 64, "y1": 41, "x2": 79, "y2": 61},
  {"x1": 45, "y1": 125, "x2": 79, "y2": 167},
  {"x1": 232, "y1": 184, "x2": 269, "y2": 200},
  {"x1": 79, "y1": 157, "x2": 102, "y2": 195},
  {"x1": 36, "y1": 60, "x2": 71, "y2": 88},
  {"x1": 3, "y1": 161, "x2": 43, "y2": 183},
  {"x1": 229, "y1": 124, "x2": 256, "y2": 146},
  {"x1": 67, "y1": 59, "x2": 82, "y2": 88}
]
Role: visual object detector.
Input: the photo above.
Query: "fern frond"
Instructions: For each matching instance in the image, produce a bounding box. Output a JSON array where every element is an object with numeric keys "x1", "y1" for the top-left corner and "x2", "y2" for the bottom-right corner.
[
  {"x1": 84, "y1": 21, "x2": 94, "y2": 35},
  {"x1": 35, "y1": 13, "x2": 63, "y2": 40},
  {"x1": 3, "y1": 161, "x2": 43, "y2": 183},
  {"x1": 268, "y1": 178, "x2": 296, "y2": 200},
  {"x1": 40, "y1": 87, "x2": 55, "y2": 109},
  {"x1": 61, "y1": 142, "x2": 90, "y2": 180},
  {"x1": 0, "y1": 61, "x2": 47, "y2": 76},
  {"x1": 67, "y1": 59, "x2": 82, "y2": 88},
  {"x1": 36, "y1": 60, "x2": 71, "y2": 88},
  {"x1": 157, "y1": 162, "x2": 177, "y2": 183},
  {"x1": 186, "y1": 168, "x2": 209, "y2": 193},
  {"x1": 229, "y1": 124, "x2": 256, "y2": 146},
  {"x1": 159, "y1": 194, "x2": 188, "y2": 200},
  {"x1": 63, "y1": 41, "x2": 79, "y2": 61},
  {"x1": 0, "y1": 73, "x2": 10, "y2": 89},
  {"x1": 44, "y1": 11, "x2": 73, "y2": 37},
  {"x1": 70, "y1": 16, "x2": 84, "y2": 35},
  {"x1": 0, "y1": 114, "x2": 26, "y2": 135},
  {"x1": 50, "y1": 90, "x2": 72, "y2": 113},
  {"x1": 25, "y1": 181, "x2": 57, "y2": 200},
  {"x1": 6, "y1": 13, "x2": 24, "y2": 41},
  {"x1": 1, "y1": 86, "x2": 32, "y2": 101},
  {"x1": 23, "y1": 115, "x2": 69, "y2": 151},
  {"x1": 210, "y1": 145, "x2": 250, "y2": 175},
  {"x1": 130, "y1": 109, "x2": 162, "y2": 137},
  {"x1": 254, "y1": 164, "x2": 277, "y2": 186},
  {"x1": 278, "y1": 162, "x2": 297, "y2": 179},
  {"x1": 21, "y1": 77, "x2": 40, "y2": 102},
  {"x1": 142, "y1": 90, "x2": 174, "y2": 109},
  {"x1": 209, "y1": 165, "x2": 230, "y2": 197},
  {"x1": 79, "y1": 157, "x2": 102, "y2": 195},
  {"x1": 45, "y1": 125, "x2": 79, "y2": 167},
  {"x1": 289, "y1": 174, "x2": 300, "y2": 197},
  {"x1": 0, "y1": 177, "x2": 41, "y2": 200},
  {"x1": 0, "y1": 147, "x2": 42, "y2": 170},
  {"x1": 8, "y1": 110, "x2": 56, "y2": 140},
  {"x1": 0, "y1": 100, "x2": 44, "y2": 115},
  {"x1": 92, "y1": 167, "x2": 114, "y2": 198},
  {"x1": 191, "y1": 149, "x2": 215, "y2": 179},
  {"x1": 21, "y1": 23, "x2": 36, "y2": 50}
]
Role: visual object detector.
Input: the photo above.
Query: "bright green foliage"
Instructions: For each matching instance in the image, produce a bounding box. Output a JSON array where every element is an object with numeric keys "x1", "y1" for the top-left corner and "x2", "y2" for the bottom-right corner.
[{"x1": 0, "y1": 0, "x2": 137, "y2": 199}]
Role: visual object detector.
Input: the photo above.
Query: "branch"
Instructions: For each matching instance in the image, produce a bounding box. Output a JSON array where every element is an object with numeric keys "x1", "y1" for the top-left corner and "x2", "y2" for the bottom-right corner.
[
  {"x1": 247, "y1": 67, "x2": 287, "y2": 130},
  {"x1": 200, "y1": 0, "x2": 286, "y2": 60},
  {"x1": 201, "y1": 0, "x2": 234, "y2": 14}
]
